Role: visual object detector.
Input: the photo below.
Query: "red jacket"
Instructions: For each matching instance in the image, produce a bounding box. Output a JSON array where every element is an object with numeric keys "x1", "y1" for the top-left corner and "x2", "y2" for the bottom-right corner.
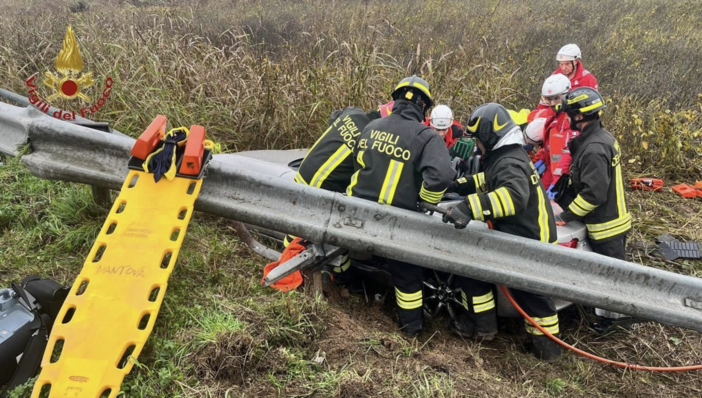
[
  {"x1": 424, "y1": 118, "x2": 465, "y2": 148},
  {"x1": 533, "y1": 112, "x2": 578, "y2": 188},
  {"x1": 553, "y1": 61, "x2": 598, "y2": 91},
  {"x1": 536, "y1": 62, "x2": 599, "y2": 110}
]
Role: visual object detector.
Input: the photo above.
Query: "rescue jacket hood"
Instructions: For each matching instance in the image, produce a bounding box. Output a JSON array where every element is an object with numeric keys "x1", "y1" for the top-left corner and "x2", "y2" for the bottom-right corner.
[
  {"x1": 491, "y1": 125, "x2": 525, "y2": 152},
  {"x1": 392, "y1": 99, "x2": 425, "y2": 123}
]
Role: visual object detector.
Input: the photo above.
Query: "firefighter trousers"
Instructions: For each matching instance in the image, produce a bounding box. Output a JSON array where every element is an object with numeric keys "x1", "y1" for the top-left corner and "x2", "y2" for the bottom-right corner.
[
  {"x1": 591, "y1": 234, "x2": 630, "y2": 319},
  {"x1": 455, "y1": 277, "x2": 559, "y2": 336},
  {"x1": 387, "y1": 258, "x2": 424, "y2": 332},
  {"x1": 590, "y1": 234, "x2": 627, "y2": 260}
]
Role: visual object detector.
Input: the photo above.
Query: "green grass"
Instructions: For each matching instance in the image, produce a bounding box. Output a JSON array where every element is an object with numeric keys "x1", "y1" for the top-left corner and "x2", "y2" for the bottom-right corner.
[{"x1": 0, "y1": 0, "x2": 700, "y2": 176}]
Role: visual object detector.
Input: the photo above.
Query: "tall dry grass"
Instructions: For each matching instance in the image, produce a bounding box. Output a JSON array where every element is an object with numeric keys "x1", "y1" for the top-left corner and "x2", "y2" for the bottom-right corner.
[{"x1": 0, "y1": 0, "x2": 700, "y2": 176}]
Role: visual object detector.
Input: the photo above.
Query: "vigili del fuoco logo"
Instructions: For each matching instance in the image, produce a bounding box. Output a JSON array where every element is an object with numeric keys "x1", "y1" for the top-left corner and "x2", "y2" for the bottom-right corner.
[{"x1": 24, "y1": 25, "x2": 113, "y2": 121}]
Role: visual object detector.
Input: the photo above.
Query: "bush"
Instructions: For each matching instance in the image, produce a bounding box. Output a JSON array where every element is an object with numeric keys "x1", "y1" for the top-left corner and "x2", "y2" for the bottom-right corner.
[{"x1": 0, "y1": 0, "x2": 700, "y2": 176}]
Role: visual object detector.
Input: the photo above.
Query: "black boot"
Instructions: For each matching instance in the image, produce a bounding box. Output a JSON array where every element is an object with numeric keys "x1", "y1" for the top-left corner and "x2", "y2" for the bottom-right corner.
[
  {"x1": 589, "y1": 316, "x2": 637, "y2": 336},
  {"x1": 529, "y1": 334, "x2": 561, "y2": 361},
  {"x1": 451, "y1": 310, "x2": 497, "y2": 341},
  {"x1": 473, "y1": 310, "x2": 498, "y2": 340},
  {"x1": 400, "y1": 319, "x2": 423, "y2": 338},
  {"x1": 451, "y1": 313, "x2": 476, "y2": 338}
]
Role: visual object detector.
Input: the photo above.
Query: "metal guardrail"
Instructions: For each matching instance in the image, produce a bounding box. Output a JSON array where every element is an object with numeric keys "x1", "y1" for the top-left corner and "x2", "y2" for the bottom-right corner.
[{"x1": 2, "y1": 101, "x2": 702, "y2": 332}]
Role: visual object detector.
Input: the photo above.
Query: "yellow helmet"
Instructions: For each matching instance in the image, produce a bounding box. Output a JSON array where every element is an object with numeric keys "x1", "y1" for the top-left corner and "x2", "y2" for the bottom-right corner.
[{"x1": 391, "y1": 75, "x2": 434, "y2": 109}]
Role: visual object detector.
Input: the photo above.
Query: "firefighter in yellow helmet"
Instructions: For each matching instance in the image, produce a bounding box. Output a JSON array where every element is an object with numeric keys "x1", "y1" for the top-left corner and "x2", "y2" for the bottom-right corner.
[
  {"x1": 556, "y1": 87, "x2": 633, "y2": 334},
  {"x1": 443, "y1": 103, "x2": 561, "y2": 360},
  {"x1": 348, "y1": 75, "x2": 454, "y2": 336}
]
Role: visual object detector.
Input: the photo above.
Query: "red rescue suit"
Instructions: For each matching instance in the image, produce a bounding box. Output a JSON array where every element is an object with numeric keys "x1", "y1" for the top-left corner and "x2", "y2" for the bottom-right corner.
[
  {"x1": 423, "y1": 118, "x2": 465, "y2": 148},
  {"x1": 531, "y1": 111, "x2": 578, "y2": 187},
  {"x1": 536, "y1": 61, "x2": 599, "y2": 110},
  {"x1": 553, "y1": 60, "x2": 598, "y2": 91}
]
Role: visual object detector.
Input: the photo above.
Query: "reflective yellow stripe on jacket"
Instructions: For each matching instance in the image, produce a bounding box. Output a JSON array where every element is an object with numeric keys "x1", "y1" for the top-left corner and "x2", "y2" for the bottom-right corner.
[
  {"x1": 536, "y1": 188, "x2": 551, "y2": 243},
  {"x1": 378, "y1": 160, "x2": 404, "y2": 205},
  {"x1": 467, "y1": 193, "x2": 484, "y2": 221},
  {"x1": 346, "y1": 150, "x2": 365, "y2": 196},
  {"x1": 584, "y1": 140, "x2": 631, "y2": 241},
  {"x1": 586, "y1": 213, "x2": 632, "y2": 241},
  {"x1": 309, "y1": 144, "x2": 353, "y2": 188},
  {"x1": 568, "y1": 194, "x2": 597, "y2": 217},
  {"x1": 419, "y1": 181, "x2": 446, "y2": 204},
  {"x1": 473, "y1": 172, "x2": 487, "y2": 193}
]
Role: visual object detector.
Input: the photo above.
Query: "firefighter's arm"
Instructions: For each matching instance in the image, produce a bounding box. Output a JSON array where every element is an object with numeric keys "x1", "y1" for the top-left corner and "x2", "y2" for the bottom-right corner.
[
  {"x1": 560, "y1": 148, "x2": 610, "y2": 222},
  {"x1": 450, "y1": 172, "x2": 488, "y2": 195},
  {"x1": 418, "y1": 134, "x2": 454, "y2": 204},
  {"x1": 465, "y1": 160, "x2": 529, "y2": 222}
]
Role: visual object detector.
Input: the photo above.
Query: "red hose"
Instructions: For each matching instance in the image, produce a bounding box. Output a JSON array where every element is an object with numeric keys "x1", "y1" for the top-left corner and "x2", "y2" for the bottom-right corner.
[{"x1": 499, "y1": 285, "x2": 702, "y2": 371}]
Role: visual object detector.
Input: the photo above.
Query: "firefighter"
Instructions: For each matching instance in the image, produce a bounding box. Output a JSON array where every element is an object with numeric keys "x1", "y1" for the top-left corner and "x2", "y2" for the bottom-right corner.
[
  {"x1": 552, "y1": 44, "x2": 598, "y2": 91},
  {"x1": 442, "y1": 103, "x2": 562, "y2": 360},
  {"x1": 284, "y1": 106, "x2": 381, "y2": 282},
  {"x1": 556, "y1": 87, "x2": 634, "y2": 333},
  {"x1": 348, "y1": 75, "x2": 454, "y2": 337}
]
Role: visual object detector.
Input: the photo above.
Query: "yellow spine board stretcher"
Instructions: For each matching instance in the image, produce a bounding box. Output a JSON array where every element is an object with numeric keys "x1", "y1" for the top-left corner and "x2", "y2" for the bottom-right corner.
[{"x1": 32, "y1": 170, "x2": 202, "y2": 398}]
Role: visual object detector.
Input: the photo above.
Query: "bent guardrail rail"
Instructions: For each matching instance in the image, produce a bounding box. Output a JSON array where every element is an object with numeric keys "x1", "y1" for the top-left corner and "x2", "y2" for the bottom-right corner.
[{"x1": 2, "y1": 101, "x2": 702, "y2": 332}]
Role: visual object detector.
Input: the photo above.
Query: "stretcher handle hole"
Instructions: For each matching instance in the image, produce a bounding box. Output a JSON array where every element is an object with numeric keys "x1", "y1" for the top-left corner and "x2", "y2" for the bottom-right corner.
[
  {"x1": 128, "y1": 174, "x2": 139, "y2": 188},
  {"x1": 106, "y1": 222, "x2": 118, "y2": 235},
  {"x1": 187, "y1": 182, "x2": 196, "y2": 195},
  {"x1": 100, "y1": 388, "x2": 113, "y2": 398},
  {"x1": 116, "y1": 201, "x2": 127, "y2": 214},
  {"x1": 148, "y1": 287, "x2": 161, "y2": 302},
  {"x1": 49, "y1": 339, "x2": 64, "y2": 364},
  {"x1": 170, "y1": 228, "x2": 181, "y2": 241},
  {"x1": 178, "y1": 208, "x2": 188, "y2": 220},
  {"x1": 92, "y1": 244, "x2": 107, "y2": 263},
  {"x1": 37, "y1": 383, "x2": 52, "y2": 398},
  {"x1": 161, "y1": 251, "x2": 173, "y2": 269},
  {"x1": 76, "y1": 279, "x2": 89, "y2": 296},
  {"x1": 117, "y1": 344, "x2": 136, "y2": 369},
  {"x1": 62, "y1": 307, "x2": 76, "y2": 324},
  {"x1": 138, "y1": 313, "x2": 151, "y2": 330}
]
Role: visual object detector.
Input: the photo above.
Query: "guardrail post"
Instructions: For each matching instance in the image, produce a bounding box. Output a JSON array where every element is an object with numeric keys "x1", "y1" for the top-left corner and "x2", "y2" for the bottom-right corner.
[{"x1": 91, "y1": 185, "x2": 111, "y2": 207}]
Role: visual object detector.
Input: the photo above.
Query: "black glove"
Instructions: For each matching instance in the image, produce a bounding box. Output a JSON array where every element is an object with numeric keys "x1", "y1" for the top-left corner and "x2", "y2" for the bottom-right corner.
[
  {"x1": 446, "y1": 180, "x2": 460, "y2": 193},
  {"x1": 442, "y1": 200, "x2": 473, "y2": 229},
  {"x1": 554, "y1": 213, "x2": 567, "y2": 226}
]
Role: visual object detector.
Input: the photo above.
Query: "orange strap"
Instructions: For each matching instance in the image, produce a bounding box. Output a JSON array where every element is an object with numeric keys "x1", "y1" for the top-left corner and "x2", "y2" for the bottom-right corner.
[{"x1": 261, "y1": 238, "x2": 307, "y2": 291}]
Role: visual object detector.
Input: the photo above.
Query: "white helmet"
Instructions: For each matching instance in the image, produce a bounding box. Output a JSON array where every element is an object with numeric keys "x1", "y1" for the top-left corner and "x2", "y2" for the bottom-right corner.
[
  {"x1": 430, "y1": 105, "x2": 453, "y2": 130},
  {"x1": 556, "y1": 44, "x2": 581, "y2": 62},
  {"x1": 524, "y1": 117, "x2": 547, "y2": 145},
  {"x1": 541, "y1": 74, "x2": 571, "y2": 97}
]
